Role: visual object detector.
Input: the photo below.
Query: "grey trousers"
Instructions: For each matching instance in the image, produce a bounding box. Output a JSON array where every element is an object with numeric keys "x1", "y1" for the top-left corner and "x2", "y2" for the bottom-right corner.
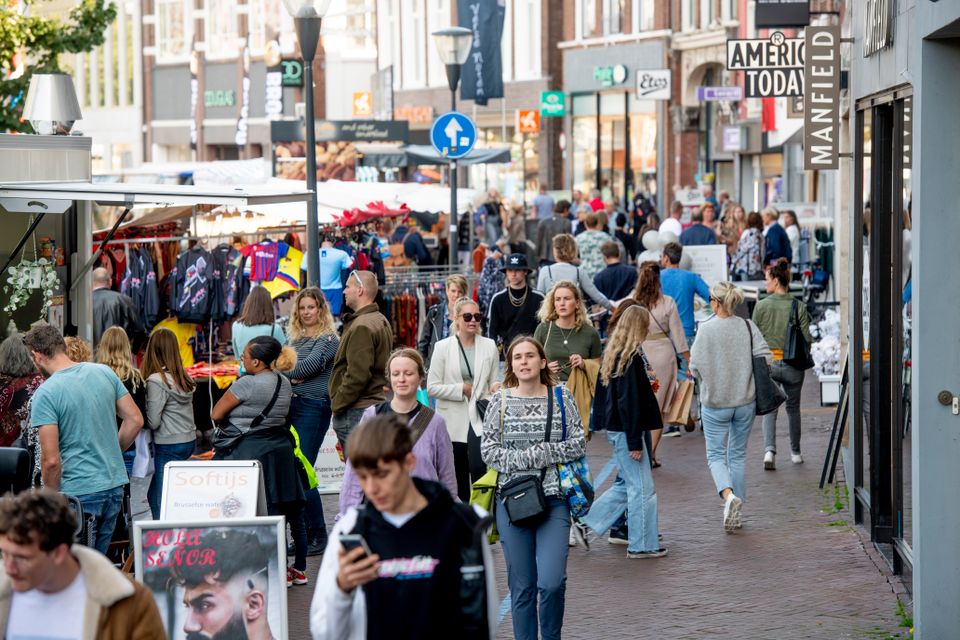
[{"x1": 762, "y1": 361, "x2": 805, "y2": 454}]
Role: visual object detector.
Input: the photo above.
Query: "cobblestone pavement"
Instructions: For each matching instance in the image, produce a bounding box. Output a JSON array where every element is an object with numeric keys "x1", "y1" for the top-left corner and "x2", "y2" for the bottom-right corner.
[{"x1": 280, "y1": 377, "x2": 907, "y2": 639}]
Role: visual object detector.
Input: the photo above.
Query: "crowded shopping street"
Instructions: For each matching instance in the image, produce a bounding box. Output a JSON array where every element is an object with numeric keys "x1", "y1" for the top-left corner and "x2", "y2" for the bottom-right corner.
[{"x1": 1, "y1": 0, "x2": 958, "y2": 637}]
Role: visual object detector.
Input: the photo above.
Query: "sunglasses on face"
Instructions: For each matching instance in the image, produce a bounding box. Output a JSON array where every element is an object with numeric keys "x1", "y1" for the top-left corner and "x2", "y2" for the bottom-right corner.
[{"x1": 460, "y1": 313, "x2": 482, "y2": 323}]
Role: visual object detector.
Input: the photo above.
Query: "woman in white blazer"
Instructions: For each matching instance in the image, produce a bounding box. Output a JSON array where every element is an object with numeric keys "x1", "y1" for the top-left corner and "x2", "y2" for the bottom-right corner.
[{"x1": 428, "y1": 297, "x2": 500, "y2": 500}]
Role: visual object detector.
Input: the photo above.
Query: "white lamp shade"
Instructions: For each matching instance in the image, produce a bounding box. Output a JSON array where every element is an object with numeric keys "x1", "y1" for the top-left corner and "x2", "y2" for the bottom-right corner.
[
  {"x1": 22, "y1": 73, "x2": 83, "y2": 136},
  {"x1": 282, "y1": 0, "x2": 330, "y2": 19},
  {"x1": 432, "y1": 27, "x2": 473, "y2": 66}
]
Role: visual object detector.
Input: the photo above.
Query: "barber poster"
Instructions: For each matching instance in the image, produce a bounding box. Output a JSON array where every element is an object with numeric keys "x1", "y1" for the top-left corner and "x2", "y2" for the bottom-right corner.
[
  {"x1": 457, "y1": 0, "x2": 506, "y2": 106},
  {"x1": 134, "y1": 518, "x2": 288, "y2": 640}
]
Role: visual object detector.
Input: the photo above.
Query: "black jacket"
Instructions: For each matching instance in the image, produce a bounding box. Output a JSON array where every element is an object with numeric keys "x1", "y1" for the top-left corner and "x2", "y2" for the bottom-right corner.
[
  {"x1": 120, "y1": 247, "x2": 159, "y2": 331},
  {"x1": 93, "y1": 288, "x2": 143, "y2": 347},
  {"x1": 594, "y1": 263, "x2": 638, "y2": 302},
  {"x1": 169, "y1": 246, "x2": 219, "y2": 323},
  {"x1": 417, "y1": 302, "x2": 448, "y2": 366},
  {"x1": 592, "y1": 351, "x2": 663, "y2": 451},
  {"x1": 487, "y1": 286, "x2": 544, "y2": 355},
  {"x1": 351, "y1": 478, "x2": 486, "y2": 639}
]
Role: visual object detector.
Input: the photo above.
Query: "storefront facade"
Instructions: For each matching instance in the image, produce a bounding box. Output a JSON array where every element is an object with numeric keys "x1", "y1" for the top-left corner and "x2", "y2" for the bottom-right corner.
[
  {"x1": 847, "y1": 1, "x2": 960, "y2": 635},
  {"x1": 562, "y1": 40, "x2": 666, "y2": 205}
]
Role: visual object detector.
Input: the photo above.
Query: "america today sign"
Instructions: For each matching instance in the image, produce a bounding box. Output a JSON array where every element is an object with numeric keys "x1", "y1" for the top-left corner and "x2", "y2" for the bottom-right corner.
[{"x1": 727, "y1": 31, "x2": 804, "y2": 97}]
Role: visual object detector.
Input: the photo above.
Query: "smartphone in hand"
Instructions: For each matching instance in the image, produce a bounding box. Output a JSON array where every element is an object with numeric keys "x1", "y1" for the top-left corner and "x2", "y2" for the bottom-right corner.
[{"x1": 339, "y1": 534, "x2": 373, "y2": 558}]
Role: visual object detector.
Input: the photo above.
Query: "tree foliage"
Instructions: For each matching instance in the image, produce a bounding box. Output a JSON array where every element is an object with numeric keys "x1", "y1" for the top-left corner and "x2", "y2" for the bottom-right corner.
[{"x1": 0, "y1": 0, "x2": 117, "y2": 132}]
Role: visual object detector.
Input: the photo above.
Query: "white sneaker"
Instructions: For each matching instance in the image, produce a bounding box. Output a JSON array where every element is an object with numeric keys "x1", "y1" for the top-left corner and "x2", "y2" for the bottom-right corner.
[
  {"x1": 763, "y1": 451, "x2": 776, "y2": 470},
  {"x1": 791, "y1": 453, "x2": 804, "y2": 464},
  {"x1": 568, "y1": 528, "x2": 576, "y2": 547},
  {"x1": 569, "y1": 520, "x2": 590, "y2": 550},
  {"x1": 723, "y1": 494, "x2": 743, "y2": 533}
]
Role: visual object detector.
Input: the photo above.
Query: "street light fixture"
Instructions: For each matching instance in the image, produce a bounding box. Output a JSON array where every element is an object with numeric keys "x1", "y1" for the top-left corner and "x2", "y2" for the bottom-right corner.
[
  {"x1": 284, "y1": 0, "x2": 331, "y2": 287},
  {"x1": 432, "y1": 26, "x2": 472, "y2": 268}
]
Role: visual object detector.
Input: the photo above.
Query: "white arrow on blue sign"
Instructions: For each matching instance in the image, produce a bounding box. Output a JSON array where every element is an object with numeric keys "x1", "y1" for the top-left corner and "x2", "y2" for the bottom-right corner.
[{"x1": 430, "y1": 111, "x2": 477, "y2": 160}]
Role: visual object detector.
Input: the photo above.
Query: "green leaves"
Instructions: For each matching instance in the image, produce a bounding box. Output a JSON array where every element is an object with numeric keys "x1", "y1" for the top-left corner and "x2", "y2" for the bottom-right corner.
[{"x1": 0, "y1": 0, "x2": 117, "y2": 132}]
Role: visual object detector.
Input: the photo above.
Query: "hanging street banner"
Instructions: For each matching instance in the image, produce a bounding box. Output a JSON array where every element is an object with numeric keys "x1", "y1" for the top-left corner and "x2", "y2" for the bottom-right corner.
[
  {"x1": 803, "y1": 25, "x2": 841, "y2": 170},
  {"x1": 457, "y1": 0, "x2": 506, "y2": 106},
  {"x1": 727, "y1": 31, "x2": 805, "y2": 98},
  {"x1": 636, "y1": 69, "x2": 671, "y2": 100},
  {"x1": 756, "y1": 0, "x2": 810, "y2": 28}
]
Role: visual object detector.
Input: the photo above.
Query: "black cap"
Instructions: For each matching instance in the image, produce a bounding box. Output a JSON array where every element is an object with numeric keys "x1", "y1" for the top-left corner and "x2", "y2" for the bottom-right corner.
[{"x1": 501, "y1": 253, "x2": 532, "y2": 272}]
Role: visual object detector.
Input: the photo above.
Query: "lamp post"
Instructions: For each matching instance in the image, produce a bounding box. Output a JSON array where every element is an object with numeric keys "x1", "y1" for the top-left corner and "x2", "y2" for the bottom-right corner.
[
  {"x1": 284, "y1": 0, "x2": 330, "y2": 287},
  {"x1": 432, "y1": 27, "x2": 473, "y2": 268}
]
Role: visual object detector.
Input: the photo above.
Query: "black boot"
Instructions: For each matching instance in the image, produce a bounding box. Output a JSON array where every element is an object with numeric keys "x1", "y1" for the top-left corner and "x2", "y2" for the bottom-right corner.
[{"x1": 306, "y1": 528, "x2": 328, "y2": 557}]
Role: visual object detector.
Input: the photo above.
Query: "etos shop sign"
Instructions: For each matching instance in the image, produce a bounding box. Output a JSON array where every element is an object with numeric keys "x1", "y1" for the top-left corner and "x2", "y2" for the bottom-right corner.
[{"x1": 727, "y1": 31, "x2": 804, "y2": 98}]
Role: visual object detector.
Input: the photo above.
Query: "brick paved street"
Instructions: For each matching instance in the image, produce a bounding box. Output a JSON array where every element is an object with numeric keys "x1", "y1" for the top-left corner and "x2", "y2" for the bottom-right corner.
[{"x1": 280, "y1": 377, "x2": 909, "y2": 638}]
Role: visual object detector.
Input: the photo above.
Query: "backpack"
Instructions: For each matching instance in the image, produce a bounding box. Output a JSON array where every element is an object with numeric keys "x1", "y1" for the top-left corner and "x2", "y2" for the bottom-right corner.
[{"x1": 353, "y1": 500, "x2": 493, "y2": 639}]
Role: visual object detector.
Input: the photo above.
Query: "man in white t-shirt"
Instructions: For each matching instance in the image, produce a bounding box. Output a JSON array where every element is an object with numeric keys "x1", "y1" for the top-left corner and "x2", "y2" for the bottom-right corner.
[
  {"x1": 0, "y1": 490, "x2": 163, "y2": 639},
  {"x1": 659, "y1": 200, "x2": 684, "y2": 238}
]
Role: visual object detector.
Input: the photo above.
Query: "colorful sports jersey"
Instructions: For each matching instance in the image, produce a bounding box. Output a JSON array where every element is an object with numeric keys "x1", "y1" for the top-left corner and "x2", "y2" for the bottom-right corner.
[
  {"x1": 263, "y1": 247, "x2": 304, "y2": 299},
  {"x1": 240, "y1": 241, "x2": 289, "y2": 282}
]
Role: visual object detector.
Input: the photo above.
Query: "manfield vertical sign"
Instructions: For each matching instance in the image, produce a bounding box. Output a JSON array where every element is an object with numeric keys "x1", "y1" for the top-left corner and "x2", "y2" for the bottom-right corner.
[{"x1": 803, "y1": 25, "x2": 841, "y2": 170}]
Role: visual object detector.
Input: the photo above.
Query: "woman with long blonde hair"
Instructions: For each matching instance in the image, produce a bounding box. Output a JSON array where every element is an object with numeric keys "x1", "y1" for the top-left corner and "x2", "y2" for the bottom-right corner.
[
  {"x1": 141, "y1": 328, "x2": 197, "y2": 519},
  {"x1": 533, "y1": 280, "x2": 601, "y2": 383},
  {"x1": 586, "y1": 305, "x2": 667, "y2": 558},
  {"x1": 285, "y1": 286, "x2": 339, "y2": 554},
  {"x1": 96, "y1": 326, "x2": 147, "y2": 475}
]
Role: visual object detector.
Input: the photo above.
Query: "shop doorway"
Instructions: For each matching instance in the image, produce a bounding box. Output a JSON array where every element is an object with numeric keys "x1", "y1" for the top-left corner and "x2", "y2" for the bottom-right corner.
[{"x1": 852, "y1": 86, "x2": 913, "y2": 578}]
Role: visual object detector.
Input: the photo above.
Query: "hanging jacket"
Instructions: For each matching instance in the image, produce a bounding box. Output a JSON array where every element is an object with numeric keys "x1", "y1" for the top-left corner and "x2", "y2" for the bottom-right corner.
[
  {"x1": 121, "y1": 247, "x2": 160, "y2": 331},
  {"x1": 169, "y1": 246, "x2": 218, "y2": 323},
  {"x1": 211, "y1": 244, "x2": 244, "y2": 320}
]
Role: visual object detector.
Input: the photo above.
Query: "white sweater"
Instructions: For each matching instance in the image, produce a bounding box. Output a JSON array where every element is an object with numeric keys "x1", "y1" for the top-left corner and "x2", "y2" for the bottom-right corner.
[{"x1": 690, "y1": 316, "x2": 772, "y2": 409}]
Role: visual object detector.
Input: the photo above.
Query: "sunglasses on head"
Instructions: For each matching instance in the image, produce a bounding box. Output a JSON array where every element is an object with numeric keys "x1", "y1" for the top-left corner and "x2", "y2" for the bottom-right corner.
[
  {"x1": 349, "y1": 270, "x2": 363, "y2": 288},
  {"x1": 460, "y1": 313, "x2": 482, "y2": 323}
]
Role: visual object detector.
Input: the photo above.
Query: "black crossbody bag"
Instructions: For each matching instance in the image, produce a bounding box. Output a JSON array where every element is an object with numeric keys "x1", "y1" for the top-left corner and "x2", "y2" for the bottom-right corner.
[
  {"x1": 498, "y1": 389, "x2": 554, "y2": 528},
  {"x1": 214, "y1": 374, "x2": 283, "y2": 455}
]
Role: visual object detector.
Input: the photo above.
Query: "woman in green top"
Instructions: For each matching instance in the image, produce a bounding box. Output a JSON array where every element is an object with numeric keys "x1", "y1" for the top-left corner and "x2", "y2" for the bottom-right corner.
[
  {"x1": 534, "y1": 280, "x2": 602, "y2": 383},
  {"x1": 751, "y1": 258, "x2": 812, "y2": 469}
]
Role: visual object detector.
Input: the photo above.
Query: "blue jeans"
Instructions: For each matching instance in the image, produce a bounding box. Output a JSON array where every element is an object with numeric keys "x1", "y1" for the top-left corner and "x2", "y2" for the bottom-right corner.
[
  {"x1": 331, "y1": 407, "x2": 368, "y2": 457},
  {"x1": 289, "y1": 395, "x2": 331, "y2": 533},
  {"x1": 122, "y1": 449, "x2": 136, "y2": 477},
  {"x1": 701, "y1": 402, "x2": 756, "y2": 501},
  {"x1": 76, "y1": 486, "x2": 124, "y2": 555},
  {"x1": 147, "y1": 441, "x2": 196, "y2": 519},
  {"x1": 496, "y1": 497, "x2": 570, "y2": 640},
  {"x1": 584, "y1": 431, "x2": 659, "y2": 553}
]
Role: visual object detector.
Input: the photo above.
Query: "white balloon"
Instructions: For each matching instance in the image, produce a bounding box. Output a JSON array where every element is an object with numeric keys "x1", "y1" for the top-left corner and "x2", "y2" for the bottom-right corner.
[{"x1": 641, "y1": 230, "x2": 660, "y2": 251}]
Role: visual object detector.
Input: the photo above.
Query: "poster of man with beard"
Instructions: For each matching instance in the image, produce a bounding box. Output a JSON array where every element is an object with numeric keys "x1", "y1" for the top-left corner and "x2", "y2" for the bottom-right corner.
[{"x1": 134, "y1": 518, "x2": 287, "y2": 640}]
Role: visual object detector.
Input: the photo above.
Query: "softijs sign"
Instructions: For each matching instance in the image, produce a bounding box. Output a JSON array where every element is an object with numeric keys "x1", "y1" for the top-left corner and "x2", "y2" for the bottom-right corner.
[{"x1": 594, "y1": 64, "x2": 628, "y2": 88}]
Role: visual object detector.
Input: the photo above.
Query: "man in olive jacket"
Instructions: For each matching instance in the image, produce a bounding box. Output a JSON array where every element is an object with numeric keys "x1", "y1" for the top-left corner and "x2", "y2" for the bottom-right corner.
[
  {"x1": 0, "y1": 490, "x2": 164, "y2": 640},
  {"x1": 330, "y1": 270, "x2": 394, "y2": 454}
]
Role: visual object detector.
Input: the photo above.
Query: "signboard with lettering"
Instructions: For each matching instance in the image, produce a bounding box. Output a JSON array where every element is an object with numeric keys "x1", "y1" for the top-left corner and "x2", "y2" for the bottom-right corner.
[
  {"x1": 723, "y1": 126, "x2": 744, "y2": 152},
  {"x1": 698, "y1": 86, "x2": 744, "y2": 102},
  {"x1": 134, "y1": 518, "x2": 289, "y2": 640},
  {"x1": 313, "y1": 119, "x2": 409, "y2": 143},
  {"x1": 636, "y1": 69, "x2": 671, "y2": 100},
  {"x1": 204, "y1": 89, "x2": 236, "y2": 108},
  {"x1": 280, "y1": 58, "x2": 304, "y2": 87},
  {"x1": 541, "y1": 90, "x2": 565, "y2": 116},
  {"x1": 727, "y1": 31, "x2": 805, "y2": 97},
  {"x1": 314, "y1": 428, "x2": 345, "y2": 494},
  {"x1": 353, "y1": 91, "x2": 373, "y2": 117},
  {"x1": 594, "y1": 64, "x2": 628, "y2": 88},
  {"x1": 394, "y1": 105, "x2": 434, "y2": 124},
  {"x1": 803, "y1": 25, "x2": 841, "y2": 170},
  {"x1": 160, "y1": 461, "x2": 267, "y2": 520},
  {"x1": 683, "y1": 245, "x2": 729, "y2": 288},
  {"x1": 517, "y1": 109, "x2": 540, "y2": 134},
  {"x1": 756, "y1": 0, "x2": 809, "y2": 28}
]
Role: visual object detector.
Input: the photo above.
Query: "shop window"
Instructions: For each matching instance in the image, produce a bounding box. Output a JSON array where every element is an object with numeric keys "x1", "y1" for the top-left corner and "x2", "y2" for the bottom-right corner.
[
  {"x1": 426, "y1": 0, "x2": 451, "y2": 87},
  {"x1": 580, "y1": 0, "x2": 601, "y2": 39},
  {"x1": 377, "y1": 0, "x2": 396, "y2": 70},
  {"x1": 682, "y1": 0, "x2": 696, "y2": 31},
  {"x1": 633, "y1": 0, "x2": 654, "y2": 32},
  {"x1": 344, "y1": 0, "x2": 375, "y2": 50},
  {"x1": 700, "y1": 0, "x2": 716, "y2": 28},
  {"x1": 514, "y1": 0, "x2": 540, "y2": 80},
  {"x1": 721, "y1": 0, "x2": 737, "y2": 22},
  {"x1": 604, "y1": 0, "x2": 624, "y2": 35},
  {"x1": 156, "y1": 0, "x2": 193, "y2": 62},
  {"x1": 249, "y1": 0, "x2": 296, "y2": 56},
  {"x1": 205, "y1": 0, "x2": 240, "y2": 60},
  {"x1": 401, "y1": 0, "x2": 426, "y2": 88}
]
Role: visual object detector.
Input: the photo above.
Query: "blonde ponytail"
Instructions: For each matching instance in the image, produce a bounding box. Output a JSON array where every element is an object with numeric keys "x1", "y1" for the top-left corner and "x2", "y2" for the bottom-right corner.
[{"x1": 272, "y1": 346, "x2": 298, "y2": 373}]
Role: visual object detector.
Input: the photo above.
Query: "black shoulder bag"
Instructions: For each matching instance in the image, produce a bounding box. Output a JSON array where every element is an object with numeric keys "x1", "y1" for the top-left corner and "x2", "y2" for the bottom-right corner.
[
  {"x1": 783, "y1": 299, "x2": 814, "y2": 370},
  {"x1": 214, "y1": 374, "x2": 283, "y2": 455},
  {"x1": 498, "y1": 389, "x2": 553, "y2": 528},
  {"x1": 745, "y1": 319, "x2": 786, "y2": 416}
]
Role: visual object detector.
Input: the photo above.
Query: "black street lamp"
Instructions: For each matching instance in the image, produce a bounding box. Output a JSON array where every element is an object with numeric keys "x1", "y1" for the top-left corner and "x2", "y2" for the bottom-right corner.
[
  {"x1": 284, "y1": 0, "x2": 331, "y2": 287},
  {"x1": 432, "y1": 26, "x2": 473, "y2": 268}
]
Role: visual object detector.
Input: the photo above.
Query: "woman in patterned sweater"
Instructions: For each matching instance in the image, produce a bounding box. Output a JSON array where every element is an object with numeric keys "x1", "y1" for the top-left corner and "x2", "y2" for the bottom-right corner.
[{"x1": 481, "y1": 336, "x2": 586, "y2": 640}]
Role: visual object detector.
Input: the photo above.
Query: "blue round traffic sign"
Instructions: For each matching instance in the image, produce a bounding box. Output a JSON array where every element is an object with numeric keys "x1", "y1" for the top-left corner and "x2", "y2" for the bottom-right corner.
[{"x1": 430, "y1": 111, "x2": 477, "y2": 160}]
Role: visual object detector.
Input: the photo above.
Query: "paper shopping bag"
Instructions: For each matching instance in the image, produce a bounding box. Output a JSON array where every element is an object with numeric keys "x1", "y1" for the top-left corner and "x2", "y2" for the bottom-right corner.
[{"x1": 666, "y1": 380, "x2": 695, "y2": 425}]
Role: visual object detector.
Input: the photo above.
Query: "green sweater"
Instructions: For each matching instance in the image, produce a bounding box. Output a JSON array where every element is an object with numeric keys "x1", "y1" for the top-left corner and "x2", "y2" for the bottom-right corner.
[
  {"x1": 751, "y1": 293, "x2": 812, "y2": 352},
  {"x1": 534, "y1": 321, "x2": 602, "y2": 382}
]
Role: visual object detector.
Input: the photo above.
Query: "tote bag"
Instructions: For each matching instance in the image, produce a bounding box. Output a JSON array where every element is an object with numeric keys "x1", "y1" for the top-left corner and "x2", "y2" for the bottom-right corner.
[{"x1": 744, "y1": 319, "x2": 786, "y2": 416}]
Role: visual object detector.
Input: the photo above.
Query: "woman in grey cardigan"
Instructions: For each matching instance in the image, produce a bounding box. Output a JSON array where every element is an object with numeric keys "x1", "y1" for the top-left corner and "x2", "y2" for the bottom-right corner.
[
  {"x1": 141, "y1": 328, "x2": 196, "y2": 519},
  {"x1": 536, "y1": 234, "x2": 615, "y2": 310},
  {"x1": 690, "y1": 281, "x2": 771, "y2": 534}
]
